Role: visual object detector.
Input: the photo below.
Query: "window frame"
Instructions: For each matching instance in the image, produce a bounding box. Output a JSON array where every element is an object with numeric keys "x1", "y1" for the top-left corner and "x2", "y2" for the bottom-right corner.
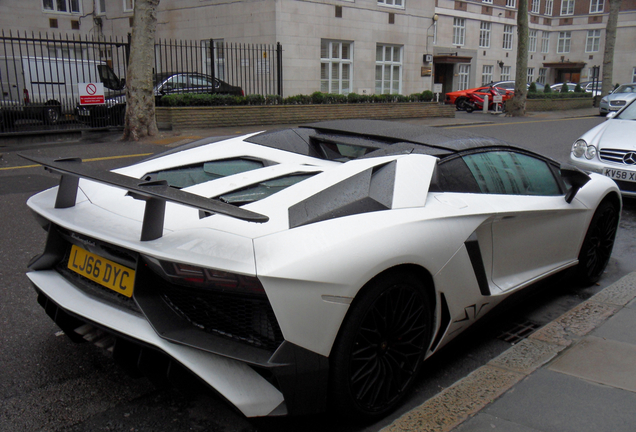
[
  {"x1": 531, "y1": 0, "x2": 541, "y2": 13},
  {"x1": 501, "y1": 66, "x2": 511, "y2": 81},
  {"x1": 541, "y1": 31, "x2": 550, "y2": 53},
  {"x1": 506, "y1": 0, "x2": 517, "y2": 8},
  {"x1": 529, "y1": 29, "x2": 538, "y2": 52},
  {"x1": 453, "y1": 18, "x2": 466, "y2": 46},
  {"x1": 538, "y1": 68, "x2": 547, "y2": 84},
  {"x1": 321, "y1": 40, "x2": 353, "y2": 95},
  {"x1": 42, "y1": 0, "x2": 81, "y2": 13},
  {"x1": 458, "y1": 64, "x2": 470, "y2": 91},
  {"x1": 527, "y1": 67, "x2": 535, "y2": 83},
  {"x1": 377, "y1": 0, "x2": 405, "y2": 8},
  {"x1": 123, "y1": 0, "x2": 134, "y2": 12},
  {"x1": 503, "y1": 25, "x2": 514, "y2": 50},
  {"x1": 585, "y1": 29, "x2": 601, "y2": 52},
  {"x1": 589, "y1": 0, "x2": 604, "y2": 13},
  {"x1": 557, "y1": 31, "x2": 571, "y2": 54},
  {"x1": 561, "y1": 0, "x2": 575, "y2": 15},
  {"x1": 545, "y1": 0, "x2": 553, "y2": 14},
  {"x1": 479, "y1": 22, "x2": 491, "y2": 48},
  {"x1": 482, "y1": 65, "x2": 494, "y2": 86},
  {"x1": 375, "y1": 44, "x2": 403, "y2": 95}
]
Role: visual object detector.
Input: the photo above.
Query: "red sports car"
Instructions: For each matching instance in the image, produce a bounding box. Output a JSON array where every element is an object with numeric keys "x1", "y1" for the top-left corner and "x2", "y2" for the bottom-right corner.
[{"x1": 445, "y1": 85, "x2": 513, "y2": 112}]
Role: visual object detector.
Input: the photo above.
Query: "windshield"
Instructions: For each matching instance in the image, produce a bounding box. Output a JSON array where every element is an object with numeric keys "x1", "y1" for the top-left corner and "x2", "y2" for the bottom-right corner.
[
  {"x1": 614, "y1": 85, "x2": 636, "y2": 94},
  {"x1": 98, "y1": 64, "x2": 124, "y2": 90},
  {"x1": 217, "y1": 173, "x2": 317, "y2": 205},
  {"x1": 616, "y1": 100, "x2": 636, "y2": 120}
]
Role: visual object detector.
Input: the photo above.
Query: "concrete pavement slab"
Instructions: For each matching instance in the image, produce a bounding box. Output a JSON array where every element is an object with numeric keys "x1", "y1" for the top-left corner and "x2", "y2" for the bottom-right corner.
[
  {"x1": 453, "y1": 413, "x2": 544, "y2": 432},
  {"x1": 547, "y1": 335, "x2": 636, "y2": 392},
  {"x1": 482, "y1": 369, "x2": 636, "y2": 432},
  {"x1": 592, "y1": 306, "x2": 636, "y2": 344}
]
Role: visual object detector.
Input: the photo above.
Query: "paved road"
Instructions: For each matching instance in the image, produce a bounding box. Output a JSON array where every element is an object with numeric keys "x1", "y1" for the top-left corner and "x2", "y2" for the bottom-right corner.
[{"x1": 1, "y1": 112, "x2": 633, "y2": 432}]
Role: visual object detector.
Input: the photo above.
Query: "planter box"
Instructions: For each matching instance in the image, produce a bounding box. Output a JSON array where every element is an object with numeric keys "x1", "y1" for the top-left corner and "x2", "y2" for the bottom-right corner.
[
  {"x1": 526, "y1": 97, "x2": 593, "y2": 112},
  {"x1": 155, "y1": 102, "x2": 455, "y2": 130}
]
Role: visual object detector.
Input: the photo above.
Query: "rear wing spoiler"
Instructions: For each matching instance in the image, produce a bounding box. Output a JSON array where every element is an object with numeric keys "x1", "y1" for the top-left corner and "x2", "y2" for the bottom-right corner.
[{"x1": 20, "y1": 154, "x2": 269, "y2": 241}]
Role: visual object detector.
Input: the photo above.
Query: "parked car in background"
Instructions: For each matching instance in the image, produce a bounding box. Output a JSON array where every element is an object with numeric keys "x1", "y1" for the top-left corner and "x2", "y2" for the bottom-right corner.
[
  {"x1": 75, "y1": 72, "x2": 243, "y2": 126},
  {"x1": 446, "y1": 85, "x2": 512, "y2": 111},
  {"x1": 578, "y1": 80, "x2": 602, "y2": 96},
  {"x1": 570, "y1": 98, "x2": 636, "y2": 196},
  {"x1": 550, "y1": 82, "x2": 578, "y2": 92},
  {"x1": 491, "y1": 80, "x2": 545, "y2": 92},
  {"x1": 598, "y1": 84, "x2": 636, "y2": 115},
  {"x1": 25, "y1": 120, "x2": 620, "y2": 420}
]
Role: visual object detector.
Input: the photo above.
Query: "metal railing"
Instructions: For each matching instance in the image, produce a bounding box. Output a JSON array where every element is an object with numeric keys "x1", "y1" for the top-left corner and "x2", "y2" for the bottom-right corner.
[{"x1": 1, "y1": 31, "x2": 283, "y2": 135}]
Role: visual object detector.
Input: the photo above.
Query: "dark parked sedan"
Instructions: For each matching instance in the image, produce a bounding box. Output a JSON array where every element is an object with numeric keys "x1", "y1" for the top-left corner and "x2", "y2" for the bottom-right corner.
[{"x1": 76, "y1": 72, "x2": 243, "y2": 126}]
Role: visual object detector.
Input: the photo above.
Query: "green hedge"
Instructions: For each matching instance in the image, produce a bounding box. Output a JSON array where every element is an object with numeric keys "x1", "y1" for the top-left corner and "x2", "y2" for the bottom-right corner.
[
  {"x1": 526, "y1": 92, "x2": 593, "y2": 99},
  {"x1": 160, "y1": 90, "x2": 435, "y2": 107}
]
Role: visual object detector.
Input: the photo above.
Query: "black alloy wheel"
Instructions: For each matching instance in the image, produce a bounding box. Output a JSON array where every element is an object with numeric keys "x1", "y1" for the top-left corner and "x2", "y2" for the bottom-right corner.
[
  {"x1": 577, "y1": 200, "x2": 619, "y2": 285},
  {"x1": 330, "y1": 273, "x2": 433, "y2": 418},
  {"x1": 43, "y1": 105, "x2": 61, "y2": 125}
]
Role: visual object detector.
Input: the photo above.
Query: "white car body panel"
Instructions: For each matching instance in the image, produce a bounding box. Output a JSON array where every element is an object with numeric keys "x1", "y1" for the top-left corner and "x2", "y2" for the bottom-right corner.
[{"x1": 26, "y1": 271, "x2": 285, "y2": 417}]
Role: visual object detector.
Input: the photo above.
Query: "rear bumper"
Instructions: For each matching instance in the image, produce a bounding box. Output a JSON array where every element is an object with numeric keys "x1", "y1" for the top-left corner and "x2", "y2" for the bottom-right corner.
[{"x1": 27, "y1": 270, "x2": 329, "y2": 417}]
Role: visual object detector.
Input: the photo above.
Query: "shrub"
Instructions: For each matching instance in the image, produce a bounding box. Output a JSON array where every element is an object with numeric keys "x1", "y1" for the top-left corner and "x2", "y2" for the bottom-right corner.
[
  {"x1": 310, "y1": 91, "x2": 325, "y2": 104},
  {"x1": 421, "y1": 90, "x2": 434, "y2": 101},
  {"x1": 574, "y1": 84, "x2": 583, "y2": 93},
  {"x1": 528, "y1": 82, "x2": 537, "y2": 93},
  {"x1": 560, "y1": 83, "x2": 570, "y2": 93},
  {"x1": 544, "y1": 82, "x2": 552, "y2": 93}
]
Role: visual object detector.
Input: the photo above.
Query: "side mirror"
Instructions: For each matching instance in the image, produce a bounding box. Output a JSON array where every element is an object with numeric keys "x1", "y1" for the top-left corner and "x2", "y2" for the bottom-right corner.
[
  {"x1": 606, "y1": 111, "x2": 617, "y2": 119},
  {"x1": 561, "y1": 164, "x2": 591, "y2": 203}
]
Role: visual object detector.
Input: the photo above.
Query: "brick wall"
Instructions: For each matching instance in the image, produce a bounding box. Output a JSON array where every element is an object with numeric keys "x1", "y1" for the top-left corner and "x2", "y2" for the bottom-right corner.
[{"x1": 155, "y1": 102, "x2": 455, "y2": 130}]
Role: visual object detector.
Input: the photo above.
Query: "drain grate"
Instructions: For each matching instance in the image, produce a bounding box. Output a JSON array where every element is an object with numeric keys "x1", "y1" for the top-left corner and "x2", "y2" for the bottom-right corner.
[{"x1": 497, "y1": 320, "x2": 541, "y2": 344}]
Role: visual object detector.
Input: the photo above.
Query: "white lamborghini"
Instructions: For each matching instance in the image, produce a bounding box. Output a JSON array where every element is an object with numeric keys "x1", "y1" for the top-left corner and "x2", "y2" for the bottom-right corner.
[{"x1": 24, "y1": 120, "x2": 620, "y2": 419}]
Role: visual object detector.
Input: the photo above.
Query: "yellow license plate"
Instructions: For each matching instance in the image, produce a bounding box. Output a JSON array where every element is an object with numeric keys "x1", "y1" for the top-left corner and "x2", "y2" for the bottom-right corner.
[{"x1": 67, "y1": 244, "x2": 135, "y2": 297}]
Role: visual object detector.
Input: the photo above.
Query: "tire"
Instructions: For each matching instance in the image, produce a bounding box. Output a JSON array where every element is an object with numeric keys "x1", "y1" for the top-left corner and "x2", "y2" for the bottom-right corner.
[
  {"x1": 455, "y1": 97, "x2": 467, "y2": 111},
  {"x1": 329, "y1": 272, "x2": 433, "y2": 419},
  {"x1": 465, "y1": 103, "x2": 474, "y2": 113},
  {"x1": 43, "y1": 105, "x2": 61, "y2": 125},
  {"x1": 576, "y1": 200, "x2": 619, "y2": 286}
]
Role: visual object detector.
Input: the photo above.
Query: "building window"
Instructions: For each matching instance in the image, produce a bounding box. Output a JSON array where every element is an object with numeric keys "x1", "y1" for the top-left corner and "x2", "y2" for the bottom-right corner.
[
  {"x1": 557, "y1": 31, "x2": 571, "y2": 53},
  {"x1": 538, "y1": 68, "x2": 547, "y2": 84},
  {"x1": 545, "y1": 0, "x2": 553, "y2": 14},
  {"x1": 586, "y1": 29, "x2": 601, "y2": 52},
  {"x1": 123, "y1": 0, "x2": 134, "y2": 12},
  {"x1": 453, "y1": 18, "x2": 466, "y2": 46},
  {"x1": 479, "y1": 22, "x2": 491, "y2": 48},
  {"x1": 503, "y1": 25, "x2": 514, "y2": 50},
  {"x1": 483, "y1": 0, "x2": 493, "y2": 4},
  {"x1": 501, "y1": 66, "x2": 511, "y2": 81},
  {"x1": 529, "y1": 29, "x2": 537, "y2": 52},
  {"x1": 42, "y1": 0, "x2": 81, "y2": 13},
  {"x1": 527, "y1": 68, "x2": 535, "y2": 83},
  {"x1": 633, "y1": 67, "x2": 636, "y2": 83},
  {"x1": 541, "y1": 31, "x2": 550, "y2": 53},
  {"x1": 96, "y1": 0, "x2": 106, "y2": 14},
  {"x1": 506, "y1": 0, "x2": 516, "y2": 7},
  {"x1": 531, "y1": 0, "x2": 541, "y2": 13},
  {"x1": 321, "y1": 40, "x2": 353, "y2": 94},
  {"x1": 378, "y1": 0, "x2": 404, "y2": 7},
  {"x1": 561, "y1": 0, "x2": 574, "y2": 15},
  {"x1": 376, "y1": 44, "x2": 403, "y2": 94},
  {"x1": 590, "y1": 0, "x2": 603, "y2": 13},
  {"x1": 482, "y1": 65, "x2": 494, "y2": 85},
  {"x1": 458, "y1": 64, "x2": 470, "y2": 90}
]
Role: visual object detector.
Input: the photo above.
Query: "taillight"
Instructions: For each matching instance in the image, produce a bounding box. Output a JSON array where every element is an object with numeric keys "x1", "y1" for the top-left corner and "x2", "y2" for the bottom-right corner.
[
  {"x1": 144, "y1": 257, "x2": 266, "y2": 295},
  {"x1": 241, "y1": 89, "x2": 245, "y2": 96},
  {"x1": 23, "y1": 88, "x2": 30, "y2": 104}
]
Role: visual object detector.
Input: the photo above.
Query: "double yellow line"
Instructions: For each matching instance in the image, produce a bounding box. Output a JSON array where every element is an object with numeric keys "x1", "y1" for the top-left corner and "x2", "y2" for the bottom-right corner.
[{"x1": 0, "y1": 153, "x2": 153, "y2": 171}]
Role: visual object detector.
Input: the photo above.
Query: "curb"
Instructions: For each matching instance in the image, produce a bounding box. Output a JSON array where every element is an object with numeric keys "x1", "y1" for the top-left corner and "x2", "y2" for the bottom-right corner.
[{"x1": 382, "y1": 272, "x2": 636, "y2": 432}]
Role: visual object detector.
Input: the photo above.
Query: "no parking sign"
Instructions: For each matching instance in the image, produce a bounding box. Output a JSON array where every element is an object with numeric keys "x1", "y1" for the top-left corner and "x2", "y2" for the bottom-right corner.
[{"x1": 79, "y1": 83, "x2": 105, "y2": 105}]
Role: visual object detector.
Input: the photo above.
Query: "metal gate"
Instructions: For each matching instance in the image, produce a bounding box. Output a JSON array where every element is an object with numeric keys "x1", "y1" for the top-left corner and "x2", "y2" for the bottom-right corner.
[{"x1": 1, "y1": 31, "x2": 284, "y2": 135}]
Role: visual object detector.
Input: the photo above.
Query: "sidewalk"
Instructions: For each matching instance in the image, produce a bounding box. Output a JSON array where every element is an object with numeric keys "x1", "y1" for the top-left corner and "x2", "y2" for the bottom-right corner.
[{"x1": 382, "y1": 272, "x2": 636, "y2": 432}]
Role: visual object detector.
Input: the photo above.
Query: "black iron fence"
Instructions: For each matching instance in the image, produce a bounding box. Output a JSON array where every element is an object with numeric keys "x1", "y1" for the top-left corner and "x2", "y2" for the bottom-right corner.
[{"x1": 1, "y1": 31, "x2": 283, "y2": 134}]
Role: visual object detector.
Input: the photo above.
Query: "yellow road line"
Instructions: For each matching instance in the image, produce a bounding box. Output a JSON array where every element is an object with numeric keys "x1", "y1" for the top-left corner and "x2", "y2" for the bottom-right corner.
[
  {"x1": 447, "y1": 116, "x2": 598, "y2": 129},
  {"x1": 0, "y1": 153, "x2": 153, "y2": 171}
]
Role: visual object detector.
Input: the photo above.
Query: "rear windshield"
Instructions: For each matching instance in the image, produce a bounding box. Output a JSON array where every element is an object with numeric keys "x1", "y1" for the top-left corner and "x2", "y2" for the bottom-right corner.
[
  {"x1": 144, "y1": 158, "x2": 265, "y2": 189},
  {"x1": 217, "y1": 174, "x2": 316, "y2": 205}
]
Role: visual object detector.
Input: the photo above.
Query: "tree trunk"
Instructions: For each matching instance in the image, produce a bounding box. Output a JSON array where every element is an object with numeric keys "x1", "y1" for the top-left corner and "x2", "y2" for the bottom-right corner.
[
  {"x1": 601, "y1": 0, "x2": 622, "y2": 97},
  {"x1": 507, "y1": 0, "x2": 529, "y2": 117},
  {"x1": 123, "y1": 0, "x2": 160, "y2": 141}
]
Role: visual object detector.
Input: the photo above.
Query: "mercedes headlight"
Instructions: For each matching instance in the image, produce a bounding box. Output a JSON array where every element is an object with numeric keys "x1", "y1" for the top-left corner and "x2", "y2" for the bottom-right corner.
[{"x1": 572, "y1": 139, "x2": 587, "y2": 158}]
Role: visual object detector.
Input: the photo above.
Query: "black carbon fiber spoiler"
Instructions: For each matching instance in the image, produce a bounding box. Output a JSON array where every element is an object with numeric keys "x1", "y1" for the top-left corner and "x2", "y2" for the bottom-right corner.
[{"x1": 20, "y1": 154, "x2": 269, "y2": 241}]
